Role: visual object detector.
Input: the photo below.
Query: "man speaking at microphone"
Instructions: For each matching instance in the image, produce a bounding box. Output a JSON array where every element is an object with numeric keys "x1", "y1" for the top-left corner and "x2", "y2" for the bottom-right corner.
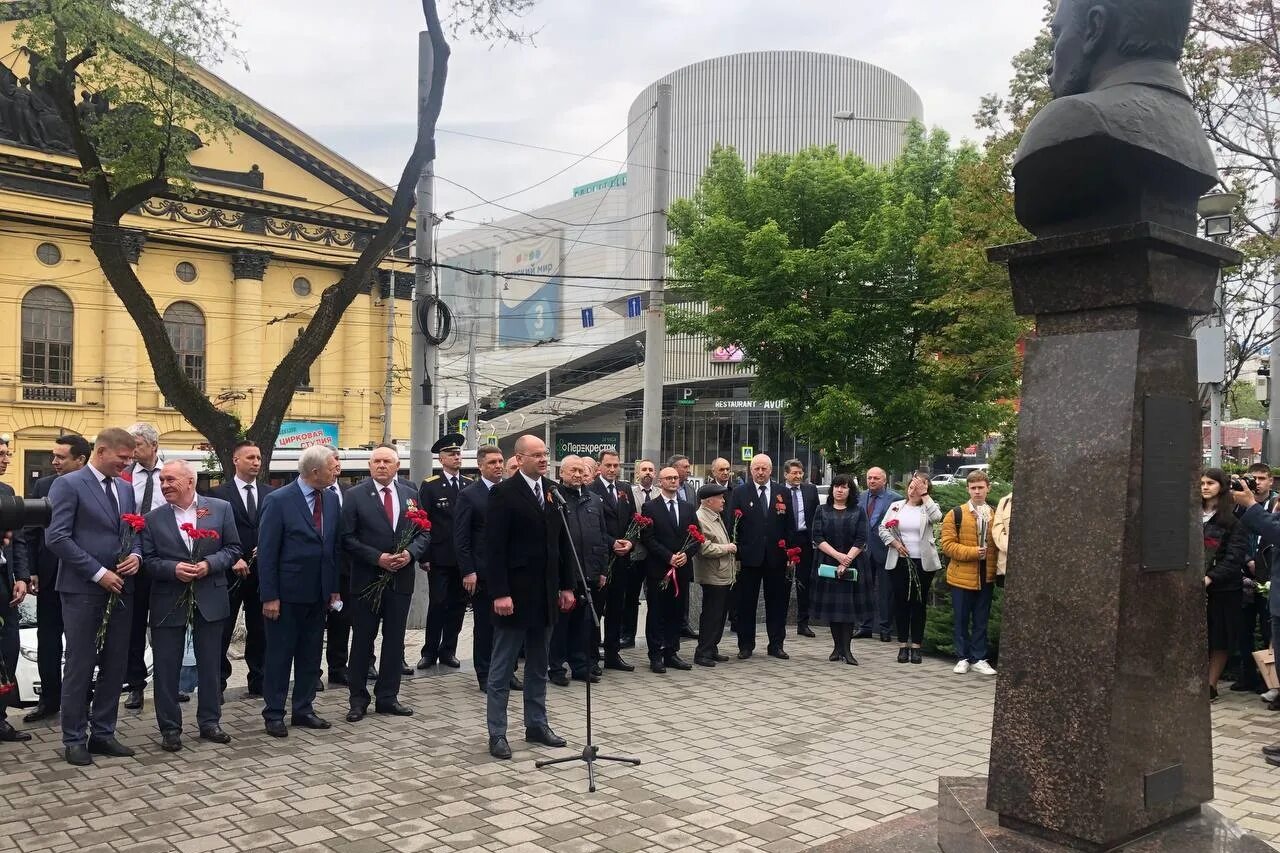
[{"x1": 482, "y1": 435, "x2": 575, "y2": 760}]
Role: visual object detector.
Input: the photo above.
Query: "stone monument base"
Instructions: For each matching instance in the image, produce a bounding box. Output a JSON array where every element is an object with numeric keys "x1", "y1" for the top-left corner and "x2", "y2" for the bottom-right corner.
[{"x1": 936, "y1": 777, "x2": 1272, "y2": 853}]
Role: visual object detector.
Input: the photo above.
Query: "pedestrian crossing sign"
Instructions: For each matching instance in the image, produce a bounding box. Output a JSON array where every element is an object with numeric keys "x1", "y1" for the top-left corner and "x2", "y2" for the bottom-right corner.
[{"x1": 741, "y1": 446, "x2": 753, "y2": 461}]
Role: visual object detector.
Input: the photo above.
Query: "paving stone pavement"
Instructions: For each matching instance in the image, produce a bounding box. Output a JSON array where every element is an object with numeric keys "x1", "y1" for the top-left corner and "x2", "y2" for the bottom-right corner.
[{"x1": 2, "y1": 623, "x2": 1279, "y2": 852}]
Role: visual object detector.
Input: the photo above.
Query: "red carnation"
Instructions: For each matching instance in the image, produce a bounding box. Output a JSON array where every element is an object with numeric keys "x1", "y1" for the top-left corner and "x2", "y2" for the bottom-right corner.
[
  {"x1": 777, "y1": 539, "x2": 788, "y2": 550},
  {"x1": 885, "y1": 518, "x2": 900, "y2": 529},
  {"x1": 122, "y1": 513, "x2": 146, "y2": 532},
  {"x1": 734, "y1": 509, "x2": 744, "y2": 519}
]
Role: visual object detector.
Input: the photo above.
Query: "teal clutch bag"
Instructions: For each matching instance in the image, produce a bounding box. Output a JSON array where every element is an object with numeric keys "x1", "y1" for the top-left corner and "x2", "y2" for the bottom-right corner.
[{"x1": 817, "y1": 563, "x2": 856, "y2": 581}]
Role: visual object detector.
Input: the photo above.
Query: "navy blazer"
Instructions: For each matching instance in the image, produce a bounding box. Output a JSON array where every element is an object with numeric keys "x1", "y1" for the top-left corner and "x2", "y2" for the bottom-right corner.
[
  {"x1": 858, "y1": 488, "x2": 903, "y2": 563},
  {"x1": 726, "y1": 480, "x2": 793, "y2": 570},
  {"x1": 340, "y1": 477, "x2": 431, "y2": 596},
  {"x1": 46, "y1": 465, "x2": 141, "y2": 597},
  {"x1": 257, "y1": 480, "x2": 340, "y2": 605},
  {"x1": 588, "y1": 476, "x2": 634, "y2": 540},
  {"x1": 141, "y1": 496, "x2": 242, "y2": 627},
  {"x1": 454, "y1": 478, "x2": 496, "y2": 582}
]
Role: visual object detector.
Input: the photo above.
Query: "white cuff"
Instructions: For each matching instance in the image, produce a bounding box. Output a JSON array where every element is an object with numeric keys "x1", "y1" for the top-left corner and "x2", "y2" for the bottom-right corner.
[{"x1": 92, "y1": 567, "x2": 108, "y2": 583}]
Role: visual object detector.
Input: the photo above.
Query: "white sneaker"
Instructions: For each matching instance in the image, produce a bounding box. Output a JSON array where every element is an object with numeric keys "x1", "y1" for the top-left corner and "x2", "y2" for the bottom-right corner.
[
  {"x1": 972, "y1": 660, "x2": 997, "y2": 675},
  {"x1": 1262, "y1": 689, "x2": 1278, "y2": 703},
  {"x1": 953, "y1": 660, "x2": 971, "y2": 674}
]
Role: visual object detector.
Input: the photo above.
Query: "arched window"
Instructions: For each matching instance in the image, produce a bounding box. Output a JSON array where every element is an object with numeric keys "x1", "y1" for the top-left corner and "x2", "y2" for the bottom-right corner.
[
  {"x1": 21, "y1": 286, "x2": 74, "y2": 401},
  {"x1": 164, "y1": 301, "x2": 206, "y2": 391}
]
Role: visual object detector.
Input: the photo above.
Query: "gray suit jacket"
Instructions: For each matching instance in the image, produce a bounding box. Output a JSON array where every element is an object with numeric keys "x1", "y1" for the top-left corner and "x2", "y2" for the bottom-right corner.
[
  {"x1": 47, "y1": 464, "x2": 141, "y2": 597},
  {"x1": 142, "y1": 496, "x2": 242, "y2": 628}
]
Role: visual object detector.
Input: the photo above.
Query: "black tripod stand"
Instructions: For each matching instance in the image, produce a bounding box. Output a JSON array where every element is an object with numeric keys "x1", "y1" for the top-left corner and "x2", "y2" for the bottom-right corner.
[{"x1": 536, "y1": 487, "x2": 641, "y2": 792}]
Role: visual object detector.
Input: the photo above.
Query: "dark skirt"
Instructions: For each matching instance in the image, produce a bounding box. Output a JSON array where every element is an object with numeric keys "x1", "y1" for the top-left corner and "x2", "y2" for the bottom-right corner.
[
  {"x1": 1207, "y1": 590, "x2": 1242, "y2": 652},
  {"x1": 810, "y1": 564, "x2": 860, "y2": 624}
]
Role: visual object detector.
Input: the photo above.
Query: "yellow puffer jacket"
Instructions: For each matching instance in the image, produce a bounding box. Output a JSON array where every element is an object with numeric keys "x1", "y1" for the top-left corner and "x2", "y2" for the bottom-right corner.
[{"x1": 941, "y1": 503, "x2": 999, "y2": 591}]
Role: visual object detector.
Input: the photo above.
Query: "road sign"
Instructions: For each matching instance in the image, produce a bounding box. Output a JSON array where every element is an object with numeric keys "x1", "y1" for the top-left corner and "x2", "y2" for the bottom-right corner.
[
  {"x1": 741, "y1": 445, "x2": 754, "y2": 461},
  {"x1": 626, "y1": 295, "x2": 642, "y2": 318}
]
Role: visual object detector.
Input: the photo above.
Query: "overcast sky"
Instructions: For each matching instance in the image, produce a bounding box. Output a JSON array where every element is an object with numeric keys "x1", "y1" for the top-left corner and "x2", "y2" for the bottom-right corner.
[{"x1": 216, "y1": 1, "x2": 1048, "y2": 229}]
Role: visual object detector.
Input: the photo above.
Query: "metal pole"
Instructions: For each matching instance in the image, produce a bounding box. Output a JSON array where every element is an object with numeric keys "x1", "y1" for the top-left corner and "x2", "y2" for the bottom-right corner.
[
  {"x1": 1269, "y1": 179, "x2": 1280, "y2": 466},
  {"x1": 545, "y1": 369, "x2": 552, "y2": 448},
  {"x1": 640, "y1": 83, "x2": 673, "y2": 463},
  {"x1": 382, "y1": 284, "x2": 395, "y2": 445},
  {"x1": 465, "y1": 323, "x2": 478, "y2": 450},
  {"x1": 1210, "y1": 381, "x2": 1223, "y2": 468},
  {"x1": 410, "y1": 30, "x2": 438, "y2": 482}
]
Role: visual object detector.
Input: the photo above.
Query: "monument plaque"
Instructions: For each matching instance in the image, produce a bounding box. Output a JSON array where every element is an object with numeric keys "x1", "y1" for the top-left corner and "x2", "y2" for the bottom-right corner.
[{"x1": 1140, "y1": 395, "x2": 1195, "y2": 572}]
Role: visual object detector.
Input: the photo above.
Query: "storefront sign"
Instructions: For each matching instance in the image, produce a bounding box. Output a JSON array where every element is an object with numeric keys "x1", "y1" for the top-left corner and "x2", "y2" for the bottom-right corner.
[
  {"x1": 711, "y1": 345, "x2": 745, "y2": 363},
  {"x1": 712, "y1": 400, "x2": 785, "y2": 410},
  {"x1": 276, "y1": 420, "x2": 339, "y2": 449},
  {"x1": 555, "y1": 432, "x2": 621, "y2": 458},
  {"x1": 572, "y1": 174, "x2": 627, "y2": 197}
]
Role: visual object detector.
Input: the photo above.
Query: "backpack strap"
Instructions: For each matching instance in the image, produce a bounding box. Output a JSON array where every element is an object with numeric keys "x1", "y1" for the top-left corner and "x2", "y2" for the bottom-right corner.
[{"x1": 953, "y1": 505, "x2": 963, "y2": 536}]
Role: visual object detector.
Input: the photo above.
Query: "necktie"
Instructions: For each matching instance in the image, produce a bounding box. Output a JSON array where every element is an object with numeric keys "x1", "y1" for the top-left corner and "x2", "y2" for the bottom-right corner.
[
  {"x1": 382, "y1": 486, "x2": 395, "y2": 526},
  {"x1": 244, "y1": 484, "x2": 257, "y2": 523},
  {"x1": 792, "y1": 486, "x2": 802, "y2": 528},
  {"x1": 607, "y1": 483, "x2": 616, "y2": 503},
  {"x1": 867, "y1": 493, "x2": 877, "y2": 523},
  {"x1": 447, "y1": 476, "x2": 456, "y2": 491},
  {"x1": 643, "y1": 488, "x2": 651, "y2": 502},
  {"x1": 312, "y1": 490, "x2": 324, "y2": 531},
  {"x1": 103, "y1": 475, "x2": 120, "y2": 518},
  {"x1": 328, "y1": 484, "x2": 341, "y2": 507},
  {"x1": 668, "y1": 499, "x2": 678, "y2": 527},
  {"x1": 140, "y1": 469, "x2": 155, "y2": 513},
  {"x1": 760, "y1": 485, "x2": 768, "y2": 515},
  {"x1": 534, "y1": 480, "x2": 542, "y2": 507}
]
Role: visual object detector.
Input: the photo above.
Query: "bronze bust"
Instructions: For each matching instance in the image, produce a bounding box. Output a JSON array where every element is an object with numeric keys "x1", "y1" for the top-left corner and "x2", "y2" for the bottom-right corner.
[{"x1": 1013, "y1": 0, "x2": 1218, "y2": 237}]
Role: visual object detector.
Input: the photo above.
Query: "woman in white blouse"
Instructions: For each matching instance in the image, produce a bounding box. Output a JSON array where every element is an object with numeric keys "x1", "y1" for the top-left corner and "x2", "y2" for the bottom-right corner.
[{"x1": 879, "y1": 472, "x2": 943, "y2": 664}]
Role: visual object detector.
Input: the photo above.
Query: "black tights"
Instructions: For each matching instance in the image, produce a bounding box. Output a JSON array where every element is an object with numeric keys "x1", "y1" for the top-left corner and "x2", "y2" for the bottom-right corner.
[{"x1": 891, "y1": 560, "x2": 933, "y2": 646}]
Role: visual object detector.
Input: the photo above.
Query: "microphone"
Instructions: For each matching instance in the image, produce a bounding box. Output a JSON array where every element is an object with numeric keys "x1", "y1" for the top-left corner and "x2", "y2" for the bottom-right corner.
[{"x1": 547, "y1": 485, "x2": 568, "y2": 506}]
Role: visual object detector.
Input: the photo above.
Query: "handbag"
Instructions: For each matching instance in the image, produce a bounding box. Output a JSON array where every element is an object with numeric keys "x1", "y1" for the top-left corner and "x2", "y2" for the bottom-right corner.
[{"x1": 817, "y1": 563, "x2": 856, "y2": 582}]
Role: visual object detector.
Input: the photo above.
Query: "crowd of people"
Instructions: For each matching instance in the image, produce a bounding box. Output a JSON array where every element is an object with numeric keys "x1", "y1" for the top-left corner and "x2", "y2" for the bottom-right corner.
[{"x1": 0, "y1": 426, "x2": 1011, "y2": 764}]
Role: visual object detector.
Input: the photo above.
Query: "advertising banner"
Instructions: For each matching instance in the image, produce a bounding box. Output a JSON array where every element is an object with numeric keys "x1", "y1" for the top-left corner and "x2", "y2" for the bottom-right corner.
[
  {"x1": 555, "y1": 432, "x2": 621, "y2": 458},
  {"x1": 276, "y1": 421, "x2": 339, "y2": 449},
  {"x1": 498, "y1": 232, "x2": 562, "y2": 346},
  {"x1": 439, "y1": 247, "x2": 498, "y2": 344}
]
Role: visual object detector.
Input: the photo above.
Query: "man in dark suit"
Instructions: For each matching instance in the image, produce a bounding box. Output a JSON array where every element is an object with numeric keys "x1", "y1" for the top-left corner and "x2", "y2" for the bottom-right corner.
[
  {"x1": 482, "y1": 435, "x2": 574, "y2": 760},
  {"x1": 0, "y1": 436, "x2": 30, "y2": 744},
  {"x1": 416, "y1": 434, "x2": 470, "y2": 670},
  {"x1": 548, "y1": 456, "x2": 609, "y2": 686},
  {"x1": 209, "y1": 439, "x2": 273, "y2": 697},
  {"x1": 45, "y1": 427, "x2": 143, "y2": 765},
  {"x1": 23, "y1": 433, "x2": 91, "y2": 724},
  {"x1": 589, "y1": 449, "x2": 636, "y2": 672},
  {"x1": 455, "y1": 445, "x2": 521, "y2": 692},
  {"x1": 122, "y1": 422, "x2": 164, "y2": 711},
  {"x1": 727, "y1": 454, "x2": 793, "y2": 660},
  {"x1": 141, "y1": 461, "x2": 242, "y2": 751},
  {"x1": 640, "y1": 467, "x2": 700, "y2": 673},
  {"x1": 624, "y1": 459, "x2": 658, "y2": 647},
  {"x1": 340, "y1": 445, "x2": 430, "y2": 721},
  {"x1": 257, "y1": 445, "x2": 341, "y2": 737},
  {"x1": 858, "y1": 466, "x2": 901, "y2": 641},
  {"x1": 783, "y1": 459, "x2": 820, "y2": 638}
]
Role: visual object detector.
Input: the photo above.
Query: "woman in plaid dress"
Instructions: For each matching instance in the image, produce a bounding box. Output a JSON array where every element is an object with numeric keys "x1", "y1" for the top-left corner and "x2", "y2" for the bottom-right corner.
[{"x1": 811, "y1": 475, "x2": 867, "y2": 664}]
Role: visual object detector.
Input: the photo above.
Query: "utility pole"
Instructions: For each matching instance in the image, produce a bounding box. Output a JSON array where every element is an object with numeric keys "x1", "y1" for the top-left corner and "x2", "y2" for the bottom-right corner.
[
  {"x1": 382, "y1": 283, "x2": 395, "y2": 445},
  {"x1": 1268, "y1": 179, "x2": 1280, "y2": 465},
  {"x1": 410, "y1": 30, "x2": 438, "y2": 482},
  {"x1": 640, "y1": 83, "x2": 673, "y2": 463},
  {"x1": 465, "y1": 323, "x2": 478, "y2": 449},
  {"x1": 544, "y1": 369, "x2": 552, "y2": 448}
]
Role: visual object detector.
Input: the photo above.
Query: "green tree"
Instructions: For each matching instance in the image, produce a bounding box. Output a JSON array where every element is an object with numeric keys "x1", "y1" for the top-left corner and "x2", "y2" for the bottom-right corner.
[
  {"x1": 1228, "y1": 379, "x2": 1267, "y2": 421},
  {"x1": 9, "y1": 0, "x2": 532, "y2": 475},
  {"x1": 666, "y1": 127, "x2": 1021, "y2": 470}
]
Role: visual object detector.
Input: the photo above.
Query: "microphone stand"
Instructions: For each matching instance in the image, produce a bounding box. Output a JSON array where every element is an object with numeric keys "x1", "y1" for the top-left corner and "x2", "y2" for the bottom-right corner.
[{"x1": 536, "y1": 485, "x2": 641, "y2": 792}]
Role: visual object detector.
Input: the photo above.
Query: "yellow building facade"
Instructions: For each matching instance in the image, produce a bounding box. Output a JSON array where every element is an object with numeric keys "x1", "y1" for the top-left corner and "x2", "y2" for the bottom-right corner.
[{"x1": 0, "y1": 14, "x2": 414, "y2": 492}]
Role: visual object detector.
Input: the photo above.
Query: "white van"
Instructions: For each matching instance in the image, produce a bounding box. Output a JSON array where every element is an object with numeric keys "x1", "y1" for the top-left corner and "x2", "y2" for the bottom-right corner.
[{"x1": 953, "y1": 463, "x2": 990, "y2": 480}]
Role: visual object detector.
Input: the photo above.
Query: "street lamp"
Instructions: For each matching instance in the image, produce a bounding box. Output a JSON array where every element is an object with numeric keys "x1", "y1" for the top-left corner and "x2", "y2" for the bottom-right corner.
[
  {"x1": 1196, "y1": 190, "x2": 1240, "y2": 468},
  {"x1": 1197, "y1": 191, "x2": 1240, "y2": 239}
]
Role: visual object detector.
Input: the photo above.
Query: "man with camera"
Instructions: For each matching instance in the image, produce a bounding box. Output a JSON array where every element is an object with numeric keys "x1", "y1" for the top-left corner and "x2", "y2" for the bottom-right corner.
[
  {"x1": 0, "y1": 436, "x2": 31, "y2": 743},
  {"x1": 1230, "y1": 476, "x2": 1280, "y2": 765}
]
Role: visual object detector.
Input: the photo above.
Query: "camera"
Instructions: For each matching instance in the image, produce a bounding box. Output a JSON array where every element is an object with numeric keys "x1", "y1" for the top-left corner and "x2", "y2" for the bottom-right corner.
[
  {"x1": 0, "y1": 495, "x2": 52, "y2": 530},
  {"x1": 1231, "y1": 475, "x2": 1258, "y2": 494}
]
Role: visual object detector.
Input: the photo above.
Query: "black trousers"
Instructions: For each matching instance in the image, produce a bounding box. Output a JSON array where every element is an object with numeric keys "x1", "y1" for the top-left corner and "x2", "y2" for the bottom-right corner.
[
  {"x1": 221, "y1": 570, "x2": 264, "y2": 693},
  {"x1": 645, "y1": 574, "x2": 683, "y2": 661},
  {"x1": 36, "y1": 586, "x2": 64, "y2": 708},
  {"x1": 622, "y1": 559, "x2": 646, "y2": 641},
  {"x1": 348, "y1": 587, "x2": 410, "y2": 709},
  {"x1": 695, "y1": 584, "x2": 731, "y2": 661},
  {"x1": 124, "y1": 571, "x2": 151, "y2": 689},
  {"x1": 735, "y1": 565, "x2": 790, "y2": 652},
  {"x1": 0, "y1": 597, "x2": 16, "y2": 723},
  {"x1": 603, "y1": 562, "x2": 634, "y2": 654},
  {"x1": 473, "y1": 585, "x2": 494, "y2": 686},
  {"x1": 891, "y1": 560, "x2": 934, "y2": 645},
  {"x1": 794, "y1": 542, "x2": 815, "y2": 623},
  {"x1": 550, "y1": 592, "x2": 592, "y2": 676},
  {"x1": 325, "y1": 572, "x2": 352, "y2": 675},
  {"x1": 153, "y1": 613, "x2": 223, "y2": 734},
  {"x1": 421, "y1": 564, "x2": 466, "y2": 661}
]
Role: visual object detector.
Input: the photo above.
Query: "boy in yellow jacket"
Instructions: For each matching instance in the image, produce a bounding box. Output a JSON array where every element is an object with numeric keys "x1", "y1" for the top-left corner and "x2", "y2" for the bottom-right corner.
[{"x1": 940, "y1": 471, "x2": 999, "y2": 675}]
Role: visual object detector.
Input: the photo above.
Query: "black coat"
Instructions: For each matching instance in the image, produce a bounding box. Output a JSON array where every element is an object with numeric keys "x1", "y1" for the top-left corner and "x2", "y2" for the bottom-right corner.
[
  {"x1": 340, "y1": 477, "x2": 432, "y2": 596},
  {"x1": 587, "y1": 476, "x2": 635, "y2": 540},
  {"x1": 419, "y1": 473, "x2": 471, "y2": 567},
  {"x1": 561, "y1": 486, "x2": 610, "y2": 590},
  {"x1": 208, "y1": 479, "x2": 275, "y2": 570},
  {"x1": 1204, "y1": 512, "x2": 1247, "y2": 593},
  {"x1": 484, "y1": 473, "x2": 573, "y2": 628},
  {"x1": 25, "y1": 474, "x2": 56, "y2": 588},
  {"x1": 454, "y1": 478, "x2": 496, "y2": 582},
  {"x1": 640, "y1": 494, "x2": 700, "y2": 584},
  {"x1": 0, "y1": 481, "x2": 29, "y2": 594},
  {"x1": 727, "y1": 481, "x2": 793, "y2": 570}
]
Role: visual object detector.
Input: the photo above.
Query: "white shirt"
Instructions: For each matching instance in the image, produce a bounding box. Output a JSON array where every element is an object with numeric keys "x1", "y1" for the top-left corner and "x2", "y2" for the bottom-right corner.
[
  {"x1": 233, "y1": 475, "x2": 257, "y2": 511},
  {"x1": 897, "y1": 503, "x2": 926, "y2": 559},
  {"x1": 131, "y1": 460, "x2": 162, "y2": 513},
  {"x1": 88, "y1": 462, "x2": 123, "y2": 583},
  {"x1": 172, "y1": 498, "x2": 199, "y2": 551},
  {"x1": 373, "y1": 479, "x2": 401, "y2": 529},
  {"x1": 789, "y1": 485, "x2": 807, "y2": 530},
  {"x1": 482, "y1": 476, "x2": 499, "y2": 491},
  {"x1": 328, "y1": 483, "x2": 343, "y2": 507}
]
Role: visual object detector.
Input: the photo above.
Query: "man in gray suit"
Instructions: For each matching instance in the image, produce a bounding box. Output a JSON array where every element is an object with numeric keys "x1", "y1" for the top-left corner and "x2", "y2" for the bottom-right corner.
[
  {"x1": 142, "y1": 460, "x2": 241, "y2": 752},
  {"x1": 45, "y1": 427, "x2": 142, "y2": 766}
]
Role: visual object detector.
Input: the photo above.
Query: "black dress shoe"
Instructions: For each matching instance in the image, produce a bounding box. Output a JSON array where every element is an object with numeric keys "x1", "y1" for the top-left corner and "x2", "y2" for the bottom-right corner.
[
  {"x1": 0, "y1": 721, "x2": 31, "y2": 742},
  {"x1": 1262, "y1": 743, "x2": 1280, "y2": 758},
  {"x1": 681, "y1": 627, "x2": 700, "y2": 640},
  {"x1": 23, "y1": 703, "x2": 58, "y2": 723},
  {"x1": 88, "y1": 736, "x2": 135, "y2": 757},
  {"x1": 489, "y1": 735, "x2": 512, "y2": 759},
  {"x1": 177, "y1": 692, "x2": 190, "y2": 703},
  {"x1": 879, "y1": 632, "x2": 892, "y2": 642},
  {"x1": 124, "y1": 688, "x2": 144, "y2": 710},
  {"x1": 1268, "y1": 696, "x2": 1280, "y2": 712},
  {"x1": 713, "y1": 653, "x2": 729, "y2": 663},
  {"x1": 797, "y1": 624, "x2": 816, "y2": 638},
  {"x1": 401, "y1": 665, "x2": 413, "y2": 676},
  {"x1": 549, "y1": 670, "x2": 571, "y2": 687},
  {"x1": 439, "y1": 655, "x2": 461, "y2": 669},
  {"x1": 510, "y1": 675, "x2": 523, "y2": 691},
  {"x1": 767, "y1": 648, "x2": 790, "y2": 660},
  {"x1": 665, "y1": 655, "x2": 693, "y2": 671},
  {"x1": 346, "y1": 707, "x2": 367, "y2": 723},
  {"x1": 571, "y1": 672, "x2": 601, "y2": 684},
  {"x1": 199, "y1": 727, "x2": 232, "y2": 744},
  {"x1": 328, "y1": 671, "x2": 349, "y2": 686},
  {"x1": 897, "y1": 647, "x2": 910, "y2": 664},
  {"x1": 910, "y1": 649, "x2": 923, "y2": 664},
  {"x1": 1267, "y1": 754, "x2": 1280, "y2": 768},
  {"x1": 694, "y1": 657, "x2": 716, "y2": 667},
  {"x1": 844, "y1": 654, "x2": 859, "y2": 665},
  {"x1": 738, "y1": 649, "x2": 753, "y2": 660},
  {"x1": 161, "y1": 731, "x2": 182, "y2": 752},
  {"x1": 525, "y1": 724, "x2": 566, "y2": 747},
  {"x1": 829, "y1": 650, "x2": 843, "y2": 662},
  {"x1": 375, "y1": 701, "x2": 414, "y2": 716},
  {"x1": 65, "y1": 744, "x2": 93, "y2": 765},
  {"x1": 590, "y1": 663, "x2": 603, "y2": 677},
  {"x1": 264, "y1": 720, "x2": 288, "y2": 738},
  {"x1": 604, "y1": 654, "x2": 635, "y2": 672},
  {"x1": 650, "y1": 661, "x2": 667, "y2": 674},
  {"x1": 620, "y1": 636, "x2": 635, "y2": 649},
  {"x1": 290, "y1": 713, "x2": 331, "y2": 730},
  {"x1": 415, "y1": 656, "x2": 435, "y2": 670}
]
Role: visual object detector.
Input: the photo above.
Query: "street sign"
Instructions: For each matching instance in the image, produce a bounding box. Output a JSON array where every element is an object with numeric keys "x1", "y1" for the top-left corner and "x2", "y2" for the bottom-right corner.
[
  {"x1": 740, "y1": 445, "x2": 753, "y2": 461},
  {"x1": 458, "y1": 419, "x2": 469, "y2": 435},
  {"x1": 677, "y1": 387, "x2": 697, "y2": 406},
  {"x1": 581, "y1": 307, "x2": 594, "y2": 328},
  {"x1": 626, "y1": 295, "x2": 642, "y2": 318}
]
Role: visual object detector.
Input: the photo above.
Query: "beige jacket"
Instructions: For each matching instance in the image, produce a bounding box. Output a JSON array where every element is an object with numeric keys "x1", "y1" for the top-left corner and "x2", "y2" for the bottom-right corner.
[
  {"x1": 694, "y1": 505, "x2": 736, "y2": 586},
  {"x1": 992, "y1": 493, "x2": 1012, "y2": 576}
]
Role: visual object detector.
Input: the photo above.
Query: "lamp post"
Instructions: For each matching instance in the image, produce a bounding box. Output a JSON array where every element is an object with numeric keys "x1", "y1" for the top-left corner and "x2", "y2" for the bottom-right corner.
[{"x1": 1196, "y1": 190, "x2": 1241, "y2": 468}]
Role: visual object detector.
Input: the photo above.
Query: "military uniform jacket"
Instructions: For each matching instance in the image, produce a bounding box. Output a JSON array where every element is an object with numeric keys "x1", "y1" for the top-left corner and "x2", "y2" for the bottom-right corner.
[{"x1": 419, "y1": 472, "x2": 471, "y2": 567}]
